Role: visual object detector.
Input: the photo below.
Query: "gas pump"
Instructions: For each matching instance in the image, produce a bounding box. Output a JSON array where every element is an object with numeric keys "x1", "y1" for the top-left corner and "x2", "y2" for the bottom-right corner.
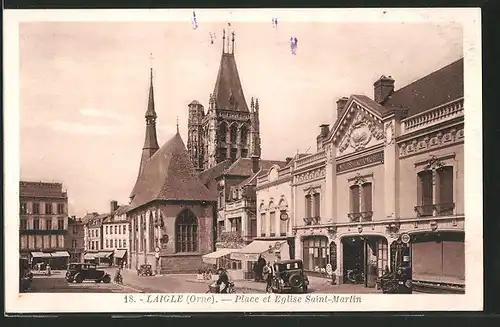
[{"x1": 381, "y1": 233, "x2": 412, "y2": 294}]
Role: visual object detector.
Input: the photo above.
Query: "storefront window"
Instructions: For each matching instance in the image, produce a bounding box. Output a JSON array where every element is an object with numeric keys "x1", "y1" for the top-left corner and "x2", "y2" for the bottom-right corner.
[{"x1": 302, "y1": 236, "x2": 328, "y2": 273}]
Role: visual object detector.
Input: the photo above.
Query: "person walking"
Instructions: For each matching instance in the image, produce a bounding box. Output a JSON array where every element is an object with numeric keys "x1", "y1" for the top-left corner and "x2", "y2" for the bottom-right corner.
[{"x1": 264, "y1": 262, "x2": 274, "y2": 293}]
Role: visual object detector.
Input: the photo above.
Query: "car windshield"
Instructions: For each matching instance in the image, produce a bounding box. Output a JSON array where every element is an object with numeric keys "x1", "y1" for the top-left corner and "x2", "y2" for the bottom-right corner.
[{"x1": 68, "y1": 264, "x2": 79, "y2": 270}]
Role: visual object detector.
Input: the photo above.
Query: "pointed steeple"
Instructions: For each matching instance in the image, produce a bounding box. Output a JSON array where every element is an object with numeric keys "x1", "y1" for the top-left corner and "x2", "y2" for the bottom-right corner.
[
  {"x1": 145, "y1": 68, "x2": 157, "y2": 119},
  {"x1": 130, "y1": 68, "x2": 160, "y2": 201},
  {"x1": 212, "y1": 29, "x2": 249, "y2": 112}
]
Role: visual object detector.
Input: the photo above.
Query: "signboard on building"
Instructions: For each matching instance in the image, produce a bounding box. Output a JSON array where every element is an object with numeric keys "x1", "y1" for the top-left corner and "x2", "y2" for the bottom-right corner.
[{"x1": 336, "y1": 151, "x2": 384, "y2": 173}]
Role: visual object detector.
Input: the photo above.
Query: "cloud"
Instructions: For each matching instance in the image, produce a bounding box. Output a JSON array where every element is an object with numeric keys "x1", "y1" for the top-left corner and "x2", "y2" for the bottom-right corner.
[{"x1": 79, "y1": 108, "x2": 125, "y2": 121}]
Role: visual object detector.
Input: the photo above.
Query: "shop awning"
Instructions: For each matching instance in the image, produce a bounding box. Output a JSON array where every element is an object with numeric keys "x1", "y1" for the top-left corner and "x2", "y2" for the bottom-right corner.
[
  {"x1": 95, "y1": 251, "x2": 113, "y2": 258},
  {"x1": 202, "y1": 248, "x2": 240, "y2": 265},
  {"x1": 51, "y1": 251, "x2": 70, "y2": 258},
  {"x1": 84, "y1": 253, "x2": 96, "y2": 260},
  {"x1": 114, "y1": 249, "x2": 127, "y2": 259},
  {"x1": 231, "y1": 240, "x2": 287, "y2": 262},
  {"x1": 31, "y1": 252, "x2": 52, "y2": 258}
]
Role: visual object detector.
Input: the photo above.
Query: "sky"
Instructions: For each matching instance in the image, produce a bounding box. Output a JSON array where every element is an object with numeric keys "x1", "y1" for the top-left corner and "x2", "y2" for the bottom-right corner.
[{"x1": 19, "y1": 20, "x2": 463, "y2": 217}]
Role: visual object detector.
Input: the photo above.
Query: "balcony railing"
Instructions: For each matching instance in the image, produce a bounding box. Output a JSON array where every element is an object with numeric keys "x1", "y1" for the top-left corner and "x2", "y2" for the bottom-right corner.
[
  {"x1": 303, "y1": 216, "x2": 320, "y2": 225},
  {"x1": 347, "y1": 211, "x2": 373, "y2": 223},
  {"x1": 414, "y1": 203, "x2": 455, "y2": 217}
]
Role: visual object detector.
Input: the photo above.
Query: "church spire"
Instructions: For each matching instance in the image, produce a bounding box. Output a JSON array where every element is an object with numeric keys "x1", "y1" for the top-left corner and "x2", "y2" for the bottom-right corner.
[{"x1": 145, "y1": 68, "x2": 157, "y2": 119}]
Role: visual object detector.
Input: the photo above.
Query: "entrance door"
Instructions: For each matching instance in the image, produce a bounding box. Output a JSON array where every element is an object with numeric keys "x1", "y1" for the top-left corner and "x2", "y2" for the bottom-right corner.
[{"x1": 342, "y1": 237, "x2": 365, "y2": 284}]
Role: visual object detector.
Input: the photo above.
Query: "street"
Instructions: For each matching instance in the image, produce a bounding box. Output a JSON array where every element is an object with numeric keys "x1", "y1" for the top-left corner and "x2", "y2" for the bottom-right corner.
[{"x1": 25, "y1": 269, "x2": 388, "y2": 294}]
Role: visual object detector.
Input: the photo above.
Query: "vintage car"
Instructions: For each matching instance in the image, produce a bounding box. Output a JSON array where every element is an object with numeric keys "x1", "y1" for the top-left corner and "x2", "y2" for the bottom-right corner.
[
  {"x1": 271, "y1": 259, "x2": 309, "y2": 294},
  {"x1": 137, "y1": 264, "x2": 153, "y2": 276},
  {"x1": 65, "y1": 263, "x2": 112, "y2": 283},
  {"x1": 379, "y1": 241, "x2": 412, "y2": 294}
]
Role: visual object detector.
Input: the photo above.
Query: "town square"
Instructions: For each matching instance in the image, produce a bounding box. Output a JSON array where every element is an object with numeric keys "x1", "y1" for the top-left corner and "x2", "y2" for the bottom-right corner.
[{"x1": 14, "y1": 13, "x2": 469, "y2": 298}]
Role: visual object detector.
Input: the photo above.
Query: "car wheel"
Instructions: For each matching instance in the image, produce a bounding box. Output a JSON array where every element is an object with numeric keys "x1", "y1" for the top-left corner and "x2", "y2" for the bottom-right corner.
[
  {"x1": 289, "y1": 273, "x2": 304, "y2": 288},
  {"x1": 75, "y1": 275, "x2": 84, "y2": 283},
  {"x1": 102, "y1": 275, "x2": 111, "y2": 284}
]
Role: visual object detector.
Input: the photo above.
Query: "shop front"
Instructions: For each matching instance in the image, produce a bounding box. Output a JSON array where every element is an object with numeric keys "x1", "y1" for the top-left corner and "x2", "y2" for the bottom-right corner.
[
  {"x1": 49, "y1": 251, "x2": 70, "y2": 269},
  {"x1": 340, "y1": 235, "x2": 388, "y2": 287},
  {"x1": 95, "y1": 251, "x2": 114, "y2": 266},
  {"x1": 409, "y1": 231, "x2": 464, "y2": 286},
  {"x1": 202, "y1": 248, "x2": 242, "y2": 278},
  {"x1": 114, "y1": 249, "x2": 128, "y2": 267},
  {"x1": 83, "y1": 252, "x2": 97, "y2": 264},
  {"x1": 231, "y1": 239, "x2": 289, "y2": 280},
  {"x1": 31, "y1": 252, "x2": 52, "y2": 270}
]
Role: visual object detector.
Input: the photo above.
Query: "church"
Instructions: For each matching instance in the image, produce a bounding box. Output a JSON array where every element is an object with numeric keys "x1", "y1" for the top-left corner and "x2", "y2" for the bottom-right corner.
[
  {"x1": 127, "y1": 68, "x2": 217, "y2": 273},
  {"x1": 187, "y1": 29, "x2": 262, "y2": 171}
]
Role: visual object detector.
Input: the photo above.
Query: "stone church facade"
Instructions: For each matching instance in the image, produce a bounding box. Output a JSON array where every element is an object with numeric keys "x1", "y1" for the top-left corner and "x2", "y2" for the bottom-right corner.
[{"x1": 187, "y1": 30, "x2": 262, "y2": 171}]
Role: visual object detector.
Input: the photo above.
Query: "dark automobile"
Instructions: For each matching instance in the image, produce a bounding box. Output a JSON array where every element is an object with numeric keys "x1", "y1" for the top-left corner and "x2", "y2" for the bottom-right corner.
[
  {"x1": 271, "y1": 259, "x2": 309, "y2": 294},
  {"x1": 379, "y1": 241, "x2": 412, "y2": 294},
  {"x1": 66, "y1": 263, "x2": 112, "y2": 283},
  {"x1": 137, "y1": 264, "x2": 153, "y2": 276},
  {"x1": 20, "y1": 258, "x2": 33, "y2": 292}
]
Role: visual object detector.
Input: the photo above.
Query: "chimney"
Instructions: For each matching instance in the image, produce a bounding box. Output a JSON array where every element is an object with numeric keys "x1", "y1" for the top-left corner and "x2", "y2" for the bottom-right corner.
[
  {"x1": 110, "y1": 200, "x2": 118, "y2": 214},
  {"x1": 251, "y1": 155, "x2": 260, "y2": 174},
  {"x1": 336, "y1": 97, "x2": 349, "y2": 118},
  {"x1": 373, "y1": 75, "x2": 395, "y2": 104},
  {"x1": 316, "y1": 124, "x2": 330, "y2": 151}
]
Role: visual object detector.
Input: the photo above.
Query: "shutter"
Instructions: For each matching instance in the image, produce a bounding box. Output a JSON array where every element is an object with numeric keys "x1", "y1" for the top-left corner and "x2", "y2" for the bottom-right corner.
[
  {"x1": 438, "y1": 166, "x2": 454, "y2": 204},
  {"x1": 362, "y1": 183, "x2": 373, "y2": 212},
  {"x1": 350, "y1": 185, "x2": 360, "y2": 213}
]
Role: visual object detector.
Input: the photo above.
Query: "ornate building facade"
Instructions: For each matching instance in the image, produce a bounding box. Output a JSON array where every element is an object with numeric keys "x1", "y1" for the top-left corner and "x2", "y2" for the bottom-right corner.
[
  {"x1": 187, "y1": 30, "x2": 261, "y2": 171},
  {"x1": 289, "y1": 58, "x2": 464, "y2": 290}
]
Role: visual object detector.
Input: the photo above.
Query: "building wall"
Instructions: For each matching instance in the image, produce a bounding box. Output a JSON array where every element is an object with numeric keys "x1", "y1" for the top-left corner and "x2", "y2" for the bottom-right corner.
[
  {"x1": 292, "y1": 170, "x2": 327, "y2": 228},
  {"x1": 129, "y1": 202, "x2": 215, "y2": 273},
  {"x1": 335, "y1": 163, "x2": 385, "y2": 222},
  {"x1": 103, "y1": 222, "x2": 129, "y2": 250},
  {"x1": 398, "y1": 141, "x2": 464, "y2": 218},
  {"x1": 19, "y1": 181, "x2": 68, "y2": 253},
  {"x1": 66, "y1": 219, "x2": 85, "y2": 262},
  {"x1": 257, "y1": 177, "x2": 293, "y2": 237}
]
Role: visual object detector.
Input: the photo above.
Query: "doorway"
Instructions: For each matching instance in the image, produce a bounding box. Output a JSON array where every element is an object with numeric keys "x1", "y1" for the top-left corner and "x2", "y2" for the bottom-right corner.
[{"x1": 342, "y1": 236, "x2": 387, "y2": 287}]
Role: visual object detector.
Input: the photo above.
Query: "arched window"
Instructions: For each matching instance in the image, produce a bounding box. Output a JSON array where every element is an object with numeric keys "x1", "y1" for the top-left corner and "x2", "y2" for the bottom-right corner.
[
  {"x1": 175, "y1": 209, "x2": 198, "y2": 253},
  {"x1": 240, "y1": 126, "x2": 248, "y2": 145},
  {"x1": 230, "y1": 124, "x2": 238, "y2": 143},
  {"x1": 219, "y1": 122, "x2": 228, "y2": 142}
]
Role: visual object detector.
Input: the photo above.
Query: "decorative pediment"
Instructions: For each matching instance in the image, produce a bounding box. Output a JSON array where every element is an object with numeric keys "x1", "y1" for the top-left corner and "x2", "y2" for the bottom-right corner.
[{"x1": 333, "y1": 100, "x2": 384, "y2": 156}]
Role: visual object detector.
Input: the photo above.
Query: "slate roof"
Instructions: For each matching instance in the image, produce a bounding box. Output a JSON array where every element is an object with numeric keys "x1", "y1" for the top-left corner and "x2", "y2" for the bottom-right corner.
[
  {"x1": 189, "y1": 100, "x2": 202, "y2": 106},
  {"x1": 383, "y1": 58, "x2": 464, "y2": 117},
  {"x1": 114, "y1": 205, "x2": 130, "y2": 216},
  {"x1": 237, "y1": 168, "x2": 269, "y2": 187},
  {"x1": 198, "y1": 160, "x2": 233, "y2": 197},
  {"x1": 223, "y1": 158, "x2": 287, "y2": 177},
  {"x1": 129, "y1": 132, "x2": 216, "y2": 211},
  {"x1": 332, "y1": 58, "x2": 464, "y2": 134},
  {"x1": 213, "y1": 53, "x2": 249, "y2": 112}
]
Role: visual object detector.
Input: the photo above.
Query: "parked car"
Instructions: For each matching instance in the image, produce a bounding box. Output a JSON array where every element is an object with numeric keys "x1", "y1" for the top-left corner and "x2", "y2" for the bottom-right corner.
[
  {"x1": 137, "y1": 264, "x2": 153, "y2": 276},
  {"x1": 65, "y1": 263, "x2": 111, "y2": 283},
  {"x1": 379, "y1": 242, "x2": 412, "y2": 294},
  {"x1": 271, "y1": 259, "x2": 309, "y2": 294}
]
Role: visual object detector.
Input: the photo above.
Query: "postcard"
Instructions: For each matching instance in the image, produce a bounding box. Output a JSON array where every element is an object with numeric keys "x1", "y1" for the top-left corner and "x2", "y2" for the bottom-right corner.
[{"x1": 4, "y1": 8, "x2": 482, "y2": 313}]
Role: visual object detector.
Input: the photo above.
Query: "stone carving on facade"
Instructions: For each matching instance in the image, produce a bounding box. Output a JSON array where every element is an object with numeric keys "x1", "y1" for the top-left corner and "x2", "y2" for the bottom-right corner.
[
  {"x1": 296, "y1": 167, "x2": 326, "y2": 183},
  {"x1": 399, "y1": 126, "x2": 464, "y2": 158},
  {"x1": 327, "y1": 226, "x2": 337, "y2": 239},
  {"x1": 217, "y1": 231, "x2": 245, "y2": 249},
  {"x1": 385, "y1": 222, "x2": 400, "y2": 238},
  {"x1": 357, "y1": 225, "x2": 363, "y2": 233},
  {"x1": 384, "y1": 121, "x2": 395, "y2": 145},
  {"x1": 337, "y1": 111, "x2": 384, "y2": 155},
  {"x1": 430, "y1": 220, "x2": 438, "y2": 231},
  {"x1": 325, "y1": 144, "x2": 333, "y2": 164}
]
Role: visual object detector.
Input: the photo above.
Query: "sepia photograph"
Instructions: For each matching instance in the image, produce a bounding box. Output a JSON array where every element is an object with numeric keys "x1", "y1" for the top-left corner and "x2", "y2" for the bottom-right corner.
[{"x1": 4, "y1": 8, "x2": 482, "y2": 312}]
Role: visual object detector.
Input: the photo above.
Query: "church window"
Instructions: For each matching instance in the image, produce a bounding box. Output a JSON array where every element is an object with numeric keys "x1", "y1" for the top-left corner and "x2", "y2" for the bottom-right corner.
[
  {"x1": 219, "y1": 123, "x2": 228, "y2": 142},
  {"x1": 240, "y1": 126, "x2": 248, "y2": 145},
  {"x1": 241, "y1": 149, "x2": 248, "y2": 158},
  {"x1": 230, "y1": 124, "x2": 238, "y2": 143},
  {"x1": 175, "y1": 209, "x2": 198, "y2": 253}
]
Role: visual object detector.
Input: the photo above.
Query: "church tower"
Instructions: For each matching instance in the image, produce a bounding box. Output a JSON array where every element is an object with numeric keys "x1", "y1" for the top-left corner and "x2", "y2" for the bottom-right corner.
[
  {"x1": 187, "y1": 100, "x2": 205, "y2": 171},
  {"x1": 187, "y1": 29, "x2": 262, "y2": 171},
  {"x1": 130, "y1": 68, "x2": 160, "y2": 201}
]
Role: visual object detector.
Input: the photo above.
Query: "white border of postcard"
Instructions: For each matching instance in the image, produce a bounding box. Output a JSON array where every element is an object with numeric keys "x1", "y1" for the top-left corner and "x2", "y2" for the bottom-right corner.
[{"x1": 4, "y1": 8, "x2": 482, "y2": 313}]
